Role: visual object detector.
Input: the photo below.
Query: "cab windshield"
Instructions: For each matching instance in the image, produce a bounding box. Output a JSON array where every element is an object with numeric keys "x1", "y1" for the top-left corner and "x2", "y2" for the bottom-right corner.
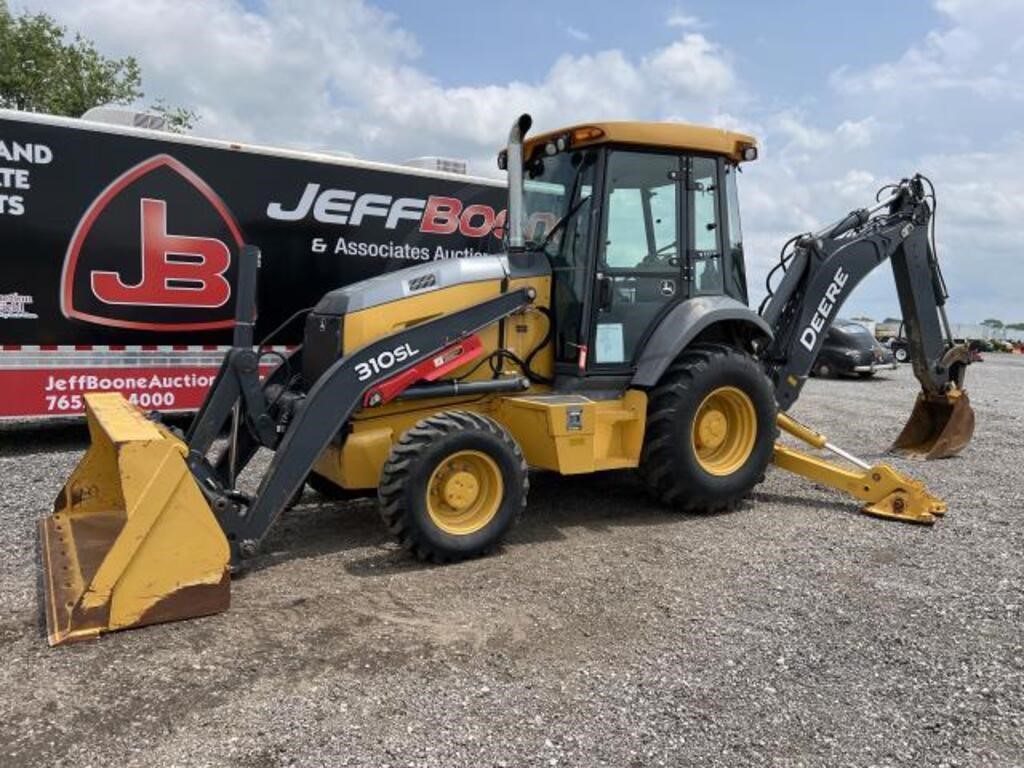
[{"x1": 522, "y1": 149, "x2": 596, "y2": 256}]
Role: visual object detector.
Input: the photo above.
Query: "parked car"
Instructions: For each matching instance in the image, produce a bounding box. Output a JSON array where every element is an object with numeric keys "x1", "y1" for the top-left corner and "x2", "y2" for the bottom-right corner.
[{"x1": 813, "y1": 320, "x2": 898, "y2": 379}]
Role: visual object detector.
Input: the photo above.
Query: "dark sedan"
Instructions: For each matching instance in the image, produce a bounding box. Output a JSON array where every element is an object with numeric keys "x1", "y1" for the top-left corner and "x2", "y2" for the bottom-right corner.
[{"x1": 812, "y1": 320, "x2": 897, "y2": 379}]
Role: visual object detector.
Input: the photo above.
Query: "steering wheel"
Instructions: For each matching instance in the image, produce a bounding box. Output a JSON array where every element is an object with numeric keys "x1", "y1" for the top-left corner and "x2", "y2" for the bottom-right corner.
[{"x1": 641, "y1": 240, "x2": 679, "y2": 267}]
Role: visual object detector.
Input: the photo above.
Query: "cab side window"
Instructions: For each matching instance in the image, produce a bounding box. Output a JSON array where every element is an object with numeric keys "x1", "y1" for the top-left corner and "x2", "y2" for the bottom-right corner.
[
  {"x1": 724, "y1": 163, "x2": 748, "y2": 303},
  {"x1": 691, "y1": 156, "x2": 723, "y2": 295}
]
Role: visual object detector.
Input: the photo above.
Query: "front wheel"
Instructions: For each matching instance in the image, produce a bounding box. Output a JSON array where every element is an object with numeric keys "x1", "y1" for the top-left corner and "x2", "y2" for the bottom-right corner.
[
  {"x1": 639, "y1": 344, "x2": 777, "y2": 512},
  {"x1": 894, "y1": 346, "x2": 909, "y2": 363},
  {"x1": 379, "y1": 411, "x2": 528, "y2": 563}
]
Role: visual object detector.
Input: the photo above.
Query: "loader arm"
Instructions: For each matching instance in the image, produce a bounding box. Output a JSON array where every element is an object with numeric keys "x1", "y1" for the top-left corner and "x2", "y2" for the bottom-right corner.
[
  {"x1": 195, "y1": 285, "x2": 536, "y2": 566},
  {"x1": 758, "y1": 175, "x2": 974, "y2": 459}
]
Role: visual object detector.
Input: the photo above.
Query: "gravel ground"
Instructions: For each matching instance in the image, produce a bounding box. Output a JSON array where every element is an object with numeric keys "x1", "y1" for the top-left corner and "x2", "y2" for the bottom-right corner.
[{"x1": 0, "y1": 357, "x2": 1021, "y2": 768}]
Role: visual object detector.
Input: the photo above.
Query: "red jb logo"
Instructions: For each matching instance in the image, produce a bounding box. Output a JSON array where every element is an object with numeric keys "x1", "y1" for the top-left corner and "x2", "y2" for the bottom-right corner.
[{"x1": 61, "y1": 154, "x2": 244, "y2": 331}]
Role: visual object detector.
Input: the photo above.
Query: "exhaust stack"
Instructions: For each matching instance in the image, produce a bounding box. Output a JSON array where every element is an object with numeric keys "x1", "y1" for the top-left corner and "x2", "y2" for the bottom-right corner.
[{"x1": 505, "y1": 113, "x2": 532, "y2": 253}]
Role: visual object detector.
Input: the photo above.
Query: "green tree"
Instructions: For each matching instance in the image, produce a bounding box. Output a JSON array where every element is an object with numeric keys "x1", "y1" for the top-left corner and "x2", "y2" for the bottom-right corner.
[
  {"x1": 0, "y1": 2, "x2": 195, "y2": 131},
  {"x1": 1006, "y1": 322, "x2": 1024, "y2": 331},
  {"x1": 981, "y1": 318, "x2": 1004, "y2": 328}
]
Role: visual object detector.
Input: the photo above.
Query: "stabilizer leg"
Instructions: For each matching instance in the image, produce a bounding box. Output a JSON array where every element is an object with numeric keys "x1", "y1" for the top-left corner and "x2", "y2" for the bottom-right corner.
[{"x1": 773, "y1": 413, "x2": 946, "y2": 524}]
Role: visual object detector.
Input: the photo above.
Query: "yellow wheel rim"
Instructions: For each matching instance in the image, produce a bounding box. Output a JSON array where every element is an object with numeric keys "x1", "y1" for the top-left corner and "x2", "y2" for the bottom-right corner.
[
  {"x1": 691, "y1": 386, "x2": 757, "y2": 476},
  {"x1": 426, "y1": 450, "x2": 503, "y2": 535}
]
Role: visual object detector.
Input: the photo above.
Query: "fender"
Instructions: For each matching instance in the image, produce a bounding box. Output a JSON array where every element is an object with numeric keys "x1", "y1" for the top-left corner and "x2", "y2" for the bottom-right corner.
[{"x1": 631, "y1": 296, "x2": 772, "y2": 388}]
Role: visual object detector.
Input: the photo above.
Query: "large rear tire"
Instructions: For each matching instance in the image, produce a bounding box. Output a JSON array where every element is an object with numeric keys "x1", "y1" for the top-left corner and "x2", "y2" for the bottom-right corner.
[
  {"x1": 379, "y1": 411, "x2": 528, "y2": 563},
  {"x1": 639, "y1": 344, "x2": 777, "y2": 512}
]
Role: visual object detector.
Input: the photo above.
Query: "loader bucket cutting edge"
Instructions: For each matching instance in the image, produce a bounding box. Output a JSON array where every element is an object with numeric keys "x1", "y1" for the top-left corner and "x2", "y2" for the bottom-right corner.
[
  {"x1": 39, "y1": 393, "x2": 230, "y2": 646},
  {"x1": 891, "y1": 389, "x2": 975, "y2": 461}
]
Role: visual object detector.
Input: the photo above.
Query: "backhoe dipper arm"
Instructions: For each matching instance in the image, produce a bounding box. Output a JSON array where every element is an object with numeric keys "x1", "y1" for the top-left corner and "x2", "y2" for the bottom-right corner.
[{"x1": 759, "y1": 176, "x2": 968, "y2": 411}]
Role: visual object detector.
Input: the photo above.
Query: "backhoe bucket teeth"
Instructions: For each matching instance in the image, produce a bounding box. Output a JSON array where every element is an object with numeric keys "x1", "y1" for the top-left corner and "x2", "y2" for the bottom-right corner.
[
  {"x1": 891, "y1": 390, "x2": 975, "y2": 460},
  {"x1": 39, "y1": 393, "x2": 230, "y2": 646}
]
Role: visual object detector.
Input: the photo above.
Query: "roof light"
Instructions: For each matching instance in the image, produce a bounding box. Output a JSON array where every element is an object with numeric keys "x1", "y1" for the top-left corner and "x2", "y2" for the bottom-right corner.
[
  {"x1": 741, "y1": 145, "x2": 758, "y2": 162},
  {"x1": 572, "y1": 126, "x2": 604, "y2": 143}
]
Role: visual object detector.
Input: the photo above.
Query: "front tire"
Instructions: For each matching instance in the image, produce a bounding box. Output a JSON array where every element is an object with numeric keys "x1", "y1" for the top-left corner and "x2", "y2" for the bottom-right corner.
[
  {"x1": 639, "y1": 344, "x2": 777, "y2": 512},
  {"x1": 894, "y1": 346, "x2": 909, "y2": 363},
  {"x1": 379, "y1": 411, "x2": 528, "y2": 563}
]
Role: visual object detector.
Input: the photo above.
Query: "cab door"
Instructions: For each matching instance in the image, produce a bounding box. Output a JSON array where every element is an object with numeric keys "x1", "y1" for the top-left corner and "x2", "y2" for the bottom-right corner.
[{"x1": 589, "y1": 149, "x2": 685, "y2": 370}]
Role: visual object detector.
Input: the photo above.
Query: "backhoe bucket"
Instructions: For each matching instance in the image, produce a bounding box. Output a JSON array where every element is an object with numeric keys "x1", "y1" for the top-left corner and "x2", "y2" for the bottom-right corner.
[
  {"x1": 39, "y1": 393, "x2": 230, "y2": 646},
  {"x1": 891, "y1": 390, "x2": 975, "y2": 460}
]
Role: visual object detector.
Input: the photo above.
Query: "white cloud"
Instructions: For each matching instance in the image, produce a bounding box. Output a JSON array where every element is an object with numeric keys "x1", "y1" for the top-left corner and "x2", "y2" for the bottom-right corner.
[
  {"x1": 831, "y1": 0, "x2": 1024, "y2": 101},
  {"x1": 667, "y1": 12, "x2": 705, "y2": 30},
  {"x1": 813, "y1": 0, "x2": 1024, "y2": 321},
  {"x1": 835, "y1": 116, "x2": 881, "y2": 148},
  {"x1": 643, "y1": 34, "x2": 736, "y2": 100},
  {"x1": 772, "y1": 111, "x2": 830, "y2": 151},
  {"x1": 32, "y1": 0, "x2": 740, "y2": 170},
  {"x1": 566, "y1": 26, "x2": 590, "y2": 42},
  {"x1": 26, "y1": 0, "x2": 1024, "y2": 322}
]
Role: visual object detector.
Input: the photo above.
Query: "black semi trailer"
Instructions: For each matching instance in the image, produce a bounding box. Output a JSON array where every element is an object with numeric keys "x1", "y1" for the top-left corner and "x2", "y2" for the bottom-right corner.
[{"x1": 0, "y1": 109, "x2": 511, "y2": 418}]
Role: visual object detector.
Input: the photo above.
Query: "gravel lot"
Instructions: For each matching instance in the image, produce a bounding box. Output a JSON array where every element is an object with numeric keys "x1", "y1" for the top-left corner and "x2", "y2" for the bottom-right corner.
[{"x1": 1, "y1": 357, "x2": 1021, "y2": 768}]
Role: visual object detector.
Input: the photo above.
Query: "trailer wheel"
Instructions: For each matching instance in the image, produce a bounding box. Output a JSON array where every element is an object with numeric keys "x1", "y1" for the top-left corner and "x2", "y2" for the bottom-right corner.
[
  {"x1": 640, "y1": 344, "x2": 777, "y2": 513},
  {"x1": 379, "y1": 411, "x2": 528, "y2": 563}
]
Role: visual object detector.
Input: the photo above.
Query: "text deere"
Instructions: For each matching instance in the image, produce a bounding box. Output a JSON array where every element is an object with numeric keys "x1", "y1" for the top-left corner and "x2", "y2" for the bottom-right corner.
[{"x1": 799, "y1": 266, "x2": 850, "y2": 352}]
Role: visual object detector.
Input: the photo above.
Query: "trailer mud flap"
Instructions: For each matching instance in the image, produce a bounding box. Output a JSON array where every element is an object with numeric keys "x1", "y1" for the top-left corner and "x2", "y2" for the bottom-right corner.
[
  {"x1": 39, "y1": 393, "x2": 229, "y2": 646},
  {"x1": 891, "y1": 389, "x2": 975, "y2": 460}
]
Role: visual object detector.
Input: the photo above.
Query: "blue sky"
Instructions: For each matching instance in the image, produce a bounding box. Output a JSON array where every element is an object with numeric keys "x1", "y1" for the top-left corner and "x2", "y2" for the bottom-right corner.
[
  {"x1": 378, "y1": 2, "x2": 937, "y2": 96},
  {"x1": 28, "y1": 0, "x2": 1024, "y2": 324}
]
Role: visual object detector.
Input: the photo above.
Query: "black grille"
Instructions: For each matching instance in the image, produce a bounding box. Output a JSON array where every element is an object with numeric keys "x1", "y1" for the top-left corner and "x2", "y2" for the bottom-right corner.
[{"x1": 407, "y1": 273, "x2": 437, "y2": 292}]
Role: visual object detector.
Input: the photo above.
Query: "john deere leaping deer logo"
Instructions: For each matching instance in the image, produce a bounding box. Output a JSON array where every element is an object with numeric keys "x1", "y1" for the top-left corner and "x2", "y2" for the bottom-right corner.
[{"x1": 61, "y1": 154, "x2": 244, "y2": 331}]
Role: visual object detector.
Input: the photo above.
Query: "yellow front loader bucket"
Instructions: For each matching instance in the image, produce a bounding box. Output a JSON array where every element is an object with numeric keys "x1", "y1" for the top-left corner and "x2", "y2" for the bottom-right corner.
[
  {"x1": 891, "y1": 389, "x2": 975, "y2": 460},
  {"x1": 39, "y1": 393, "x2": 230, "y2": 646}
]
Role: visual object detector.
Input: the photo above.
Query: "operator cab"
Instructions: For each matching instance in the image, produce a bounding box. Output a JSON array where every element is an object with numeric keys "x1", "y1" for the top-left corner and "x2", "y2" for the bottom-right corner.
[{"x1": 507, "y1": 122, "x2": 758, "y2": 381}]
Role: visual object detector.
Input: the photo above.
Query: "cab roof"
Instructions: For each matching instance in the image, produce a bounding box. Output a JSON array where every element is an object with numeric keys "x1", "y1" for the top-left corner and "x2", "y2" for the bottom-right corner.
[{"x1": 523, "y1": 121, "x2": 758, "y2": 164}]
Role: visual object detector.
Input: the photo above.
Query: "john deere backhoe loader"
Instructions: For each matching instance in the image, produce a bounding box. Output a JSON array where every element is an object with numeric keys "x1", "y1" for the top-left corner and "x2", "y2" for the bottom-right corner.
[{"x1": 39, "y1": 114, "x2": 974, "y2": 645}]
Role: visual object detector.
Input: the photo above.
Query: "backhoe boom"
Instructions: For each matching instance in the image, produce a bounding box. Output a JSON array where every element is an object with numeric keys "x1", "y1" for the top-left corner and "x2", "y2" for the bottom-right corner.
[{"x1": 758, "y1": 175, "x2": 974, "y2": 459}]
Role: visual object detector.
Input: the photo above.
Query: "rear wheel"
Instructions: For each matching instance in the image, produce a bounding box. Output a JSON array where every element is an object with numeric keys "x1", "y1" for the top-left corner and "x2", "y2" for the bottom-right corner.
[
  {"x1": 814, "y1": 360, "x2": 833, "y2": 378},
  {"x1": 379, "y1": 411, "x2": 527, "y2": 562},
  {"x1": 894, "y1": 346, "x2": 909, "y2": 363},
  {"x1": 639, "y1": 344, "x2": 777, "y2": 512}
]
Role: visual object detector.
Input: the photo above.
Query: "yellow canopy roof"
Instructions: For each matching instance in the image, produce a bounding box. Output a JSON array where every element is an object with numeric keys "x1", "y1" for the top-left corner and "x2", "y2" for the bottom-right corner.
[{"x1": 523, "y1": 121, "x2": 758, "y2": 163}]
